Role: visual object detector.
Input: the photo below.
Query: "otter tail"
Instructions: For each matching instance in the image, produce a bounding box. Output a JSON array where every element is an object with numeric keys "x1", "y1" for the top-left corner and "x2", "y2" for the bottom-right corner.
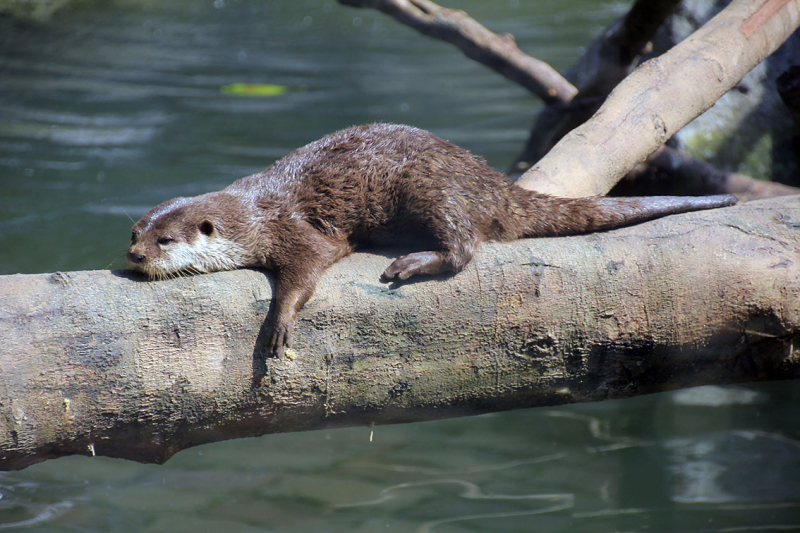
[{"x1": 514, "y1": 193, "x2": 737, "y2": 239}]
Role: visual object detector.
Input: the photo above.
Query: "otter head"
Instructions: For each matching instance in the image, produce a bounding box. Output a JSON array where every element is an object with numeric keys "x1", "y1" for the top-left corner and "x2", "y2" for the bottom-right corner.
[{"x1": 127, "y1": 195, "x2": 251, "y2": 279}]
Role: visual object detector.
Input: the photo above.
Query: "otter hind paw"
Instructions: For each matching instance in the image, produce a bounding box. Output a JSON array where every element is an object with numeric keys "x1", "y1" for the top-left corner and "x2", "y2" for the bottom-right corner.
[{"x1": 381, "y1": 252, "x2": 448, "y2": 281}]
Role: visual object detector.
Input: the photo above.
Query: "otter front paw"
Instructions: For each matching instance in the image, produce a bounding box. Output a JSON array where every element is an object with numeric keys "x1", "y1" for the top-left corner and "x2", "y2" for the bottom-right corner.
[{"x1": 268, "y1": 319, "x2": 294, "y2": 359}]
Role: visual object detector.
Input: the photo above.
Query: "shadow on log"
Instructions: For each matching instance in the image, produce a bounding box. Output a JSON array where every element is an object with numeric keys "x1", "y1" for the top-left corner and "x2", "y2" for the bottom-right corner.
[{"x1": 2, "y1": 196, "x2": 799, "y2": 470}]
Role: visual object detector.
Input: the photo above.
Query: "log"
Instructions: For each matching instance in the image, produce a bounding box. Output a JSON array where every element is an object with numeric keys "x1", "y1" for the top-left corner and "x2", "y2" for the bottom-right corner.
[{"x1": 2, "y1": 196, "x2": 799, "y2": 470}]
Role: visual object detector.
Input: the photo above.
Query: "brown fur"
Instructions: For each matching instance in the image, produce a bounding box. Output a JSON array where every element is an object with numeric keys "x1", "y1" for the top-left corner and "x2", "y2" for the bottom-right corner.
[{"x1": 128, "y1": 123, "x2": 736, "y2": 358}]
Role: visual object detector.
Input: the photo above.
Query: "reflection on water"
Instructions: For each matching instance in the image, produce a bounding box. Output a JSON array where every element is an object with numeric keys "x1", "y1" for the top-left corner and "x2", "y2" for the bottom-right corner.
[
  {"x1": 0, "y1": 1, "x2": 799, "y2": 531},
  {"x1": 1, "y1": 383, "x2": 798, "y2": 532},
  {"x1": 336, "y1": 479, "x2": 574, "y2": 533}
]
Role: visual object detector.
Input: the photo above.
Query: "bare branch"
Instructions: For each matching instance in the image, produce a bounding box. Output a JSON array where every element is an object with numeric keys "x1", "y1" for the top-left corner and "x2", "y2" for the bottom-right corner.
[
  {"x1": 511, "y1": 0, "x2": 682, "y2": 174},
  {"x1": 516, "y1": 0, "x2": 800, "y2": 197},
  {"x1": 339, "y1": 0, "x2": 576, "y2": 105}
]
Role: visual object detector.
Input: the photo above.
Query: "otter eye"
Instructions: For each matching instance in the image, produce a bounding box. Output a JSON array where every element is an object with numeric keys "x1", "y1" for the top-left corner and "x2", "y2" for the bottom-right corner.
[
  {"x1": 131, "y1": 231, "x2": 136, "y2": 243},
  {"x1": 199, "y1": 220, "x2": 214, "y2": 236},
  {"x1": 157, "y1": 237, "x2": 175, "y2": 246}
]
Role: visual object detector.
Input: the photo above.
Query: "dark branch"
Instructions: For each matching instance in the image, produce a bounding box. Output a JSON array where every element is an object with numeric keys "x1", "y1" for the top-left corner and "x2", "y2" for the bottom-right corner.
[
  {"x1": 777, "y1": 65, "x2": 800, "y2": 168},
  {"x1": 612, "y1": 145, "x2": 800, "y2": 201}
]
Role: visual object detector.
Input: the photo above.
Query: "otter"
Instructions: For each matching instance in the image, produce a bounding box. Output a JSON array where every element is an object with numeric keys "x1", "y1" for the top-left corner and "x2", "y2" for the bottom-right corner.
[{"x1": 128, "y1": 123, "x2": 736, "y2": 358}]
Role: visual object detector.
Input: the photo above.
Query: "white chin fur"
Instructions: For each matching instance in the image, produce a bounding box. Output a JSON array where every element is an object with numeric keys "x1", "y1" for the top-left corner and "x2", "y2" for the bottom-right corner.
[{"x1": 149, "y1": 235, "x2": 249, "y2": 277}]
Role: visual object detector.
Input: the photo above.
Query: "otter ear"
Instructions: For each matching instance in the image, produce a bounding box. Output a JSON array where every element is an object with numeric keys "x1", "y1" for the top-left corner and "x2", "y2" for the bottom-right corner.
[{"x1": 199, "y1": 220, "x2": 215, "y2": 237}]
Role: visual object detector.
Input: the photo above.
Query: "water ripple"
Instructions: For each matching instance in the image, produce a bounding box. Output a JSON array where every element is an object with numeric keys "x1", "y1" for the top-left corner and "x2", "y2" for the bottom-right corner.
[
  {"x1": 0, "y1": 501, "x2": 74, "y2": 530},
  {"x1": 333, "y1": 478, "x2": 574, "y2": 533}
]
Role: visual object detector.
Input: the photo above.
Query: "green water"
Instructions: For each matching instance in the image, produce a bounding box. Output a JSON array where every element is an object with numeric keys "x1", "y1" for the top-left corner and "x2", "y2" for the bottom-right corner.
[{"x1": 1, "y1": 1, "x2": 798, "y2": 531}]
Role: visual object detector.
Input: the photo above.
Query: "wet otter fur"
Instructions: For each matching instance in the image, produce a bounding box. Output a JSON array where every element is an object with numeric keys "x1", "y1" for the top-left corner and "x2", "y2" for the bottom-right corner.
[{"x1": 128, "y1": 123, "x2": 736, "y2": 358}]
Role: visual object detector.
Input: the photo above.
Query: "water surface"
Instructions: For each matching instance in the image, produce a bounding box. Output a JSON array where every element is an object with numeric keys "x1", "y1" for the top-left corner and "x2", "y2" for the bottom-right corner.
[{"x1": 1, "y1": 1, "x2": 798, "y2": 531}]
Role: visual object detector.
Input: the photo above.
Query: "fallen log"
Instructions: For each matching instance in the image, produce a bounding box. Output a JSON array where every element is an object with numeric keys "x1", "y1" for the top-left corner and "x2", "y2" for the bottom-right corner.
[{"x1": 1, "y1": 196, "x2": 798, "y2": 470}]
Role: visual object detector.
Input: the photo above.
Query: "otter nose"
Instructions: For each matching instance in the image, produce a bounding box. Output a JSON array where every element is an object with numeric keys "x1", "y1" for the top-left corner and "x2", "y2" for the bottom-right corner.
[{"x1": 127, "y1": 252, "x2": 146, "y2": 264}]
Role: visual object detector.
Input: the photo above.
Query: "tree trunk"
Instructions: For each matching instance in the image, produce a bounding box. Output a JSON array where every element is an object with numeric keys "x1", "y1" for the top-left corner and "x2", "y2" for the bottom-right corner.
[{"x1": 2, "y1": 197, "x2": 799, "y2": 470}]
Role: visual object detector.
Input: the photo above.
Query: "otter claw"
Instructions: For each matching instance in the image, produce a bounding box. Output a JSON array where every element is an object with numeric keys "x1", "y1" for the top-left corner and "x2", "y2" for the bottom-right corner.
[
  {"x1": 268, "y1": 320, "x2": 294, "y2": 359},
  {"x1": 382, "y1": 252, "x2": 447, "y2": 281},
  {"x1": 381, "y1": 261, "x2": 409, "y2": 281}
]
